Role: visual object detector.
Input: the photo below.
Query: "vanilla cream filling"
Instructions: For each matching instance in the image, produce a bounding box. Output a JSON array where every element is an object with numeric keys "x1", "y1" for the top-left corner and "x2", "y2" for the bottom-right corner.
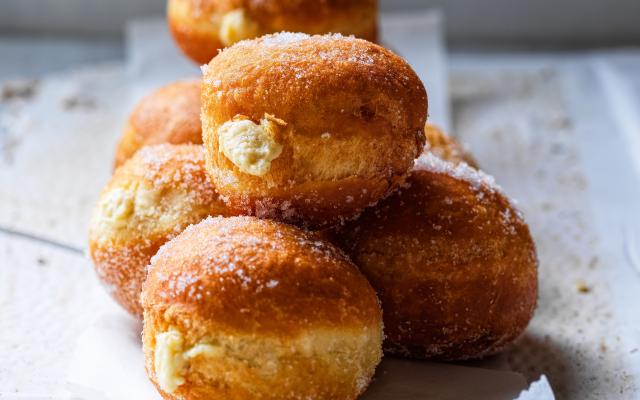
[
  {"x1": 153, "y1": 325, "x2": 382, "y2": 394},
  {"x1": 219, "y1": 9, "x2": 261, "y2": 46},
  {"x1": 154, "y1": 329, "x2": 186, "y2": 393},
  {"x1": 97, "y1": 187, "x2": 136, "y2": 229},
  {"x1": 91, "y1": 182, "x2": 197, "y2": 242},
  {"x1": 154, "y1": 329, "x2": 222, "y2": 393},
  {"x1": 218, "y1": 116, "x2": 284, "y2": 176}
]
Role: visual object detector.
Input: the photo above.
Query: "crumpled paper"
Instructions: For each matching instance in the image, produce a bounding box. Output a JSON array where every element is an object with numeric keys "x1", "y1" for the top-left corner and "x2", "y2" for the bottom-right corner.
[{"x1": 514, "y1": 376, "x2": 555, "y2": 400}]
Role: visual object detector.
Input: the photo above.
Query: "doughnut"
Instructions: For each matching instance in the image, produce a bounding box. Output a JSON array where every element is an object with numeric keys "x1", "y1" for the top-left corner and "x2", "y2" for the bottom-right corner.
[
  {"x1": 114, "y1": 80, "x2": 202, "y2": 168},
  {"x1": 89, "y1": 145, "x2": 232, "y2": 317},
  {"x1": 423, "y1": 123, "x2": 478, "y2": 168},
  {"x1": 141, "y1": 216, "x2": 383, "y2": 400},
  {"x1": 335, "y1": 153, "x2": 538, "y2": 360},
  {"x1": 167, "y1": 0, "x2": 378, "y2": 64},
  {"x1": 201, "y1": 33, "x2": 427, "y2": 229}
]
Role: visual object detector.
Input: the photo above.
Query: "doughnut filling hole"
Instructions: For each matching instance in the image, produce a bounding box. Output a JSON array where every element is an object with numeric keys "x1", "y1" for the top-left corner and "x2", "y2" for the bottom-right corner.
[
  {"x1": 219, "y1": 9, "x2": 261, "y2": 46},
  {"x1": 93, "y1": 183, "x2": 160, "y2": 235},
  {"x1": 154, "y1": 329, "x2": 222, "y2": 393},
  {"x1": 218, "y1": 115, "x2": 284, "y2": 176},
  {"x1": 154, "y1": 329, "x2": 186, "y2": 393},
  {"x1": 92, "y1": 181, "x2": 200, "y2": 242},
  {"x1": 97, "y1": 187, "x2": 136, "y2": 229}
]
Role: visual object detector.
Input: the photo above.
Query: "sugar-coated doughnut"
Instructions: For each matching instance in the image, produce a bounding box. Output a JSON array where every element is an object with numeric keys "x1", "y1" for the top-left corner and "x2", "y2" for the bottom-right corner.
[
  {"x1": 423, "y1": 123, "x2": 478, "y2": 168},
  {"x1": 335, "y1": 153, "x2": 538, "y2": 360},
  {"x1": 89, "y1": 145, "x2": 232, "y2": 316},
  {"x1": 114, "y1": 80, "x2": 202, "y2": 168},
  {"x1": 167, "y1": 0, "x2": 378, "y2": 64},
  {"x1": 142, "y1": 216, "x2": 383, "y2": 400},
  {"x1": 202, "y1": 33, "x2": 427, "y2": 229}
]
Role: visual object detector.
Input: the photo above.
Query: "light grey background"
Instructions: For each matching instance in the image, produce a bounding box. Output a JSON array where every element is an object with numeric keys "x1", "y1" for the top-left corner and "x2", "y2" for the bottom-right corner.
[{"x1": 1, "y1": 0, "x2": 640, "y2": 47}]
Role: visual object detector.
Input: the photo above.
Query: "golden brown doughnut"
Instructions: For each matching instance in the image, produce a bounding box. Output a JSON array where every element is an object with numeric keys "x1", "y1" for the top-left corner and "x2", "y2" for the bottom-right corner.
[
  {"x1": 202, "y1": 33, "x2": 427, "y2": 229},
  {"x1": 89, "y1": 145, "x2": 233, "y2": 317},
  {"x1": 423, "y1": 123, "x2": 478, "y2": 168},
  {"x1": 335, "y1": 153, "x2": 538, "y2": 360},
  {"x1": 142, "y1": 216, "x2": 383, "y2": 400},
  {"x1": 114, "y1": 80, "x2": 202, "y2": 168},
  {"x1": 167, "y1": 0, "x2": 378, "y2": 64}
]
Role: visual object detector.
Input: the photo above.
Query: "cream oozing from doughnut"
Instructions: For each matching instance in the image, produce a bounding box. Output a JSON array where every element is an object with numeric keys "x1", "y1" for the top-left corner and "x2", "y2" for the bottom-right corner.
[
  {"x1": 155, "y1": 329, "x2": 223, "y2": 393},
  {"x1": 219, "y1": 9, "x2": 261, "y2": 46},
  {"x1": 218, "y1": 115, "x2": 284, "y2": 176},
  {"x1": 168, "y1": 0, "x2": 379, "y2": 65},
  {"x1": 201, "y1": 33, "x2": 427, "y2": 228},
  {"x1": 93, "y1": 181, "x2": 199, "y2": 238},
  {"x1": 142, "y1": 216, "x2": 383, "y2": 399},
  {"x1": 154, "y1": 329, "x2": 186, "y2": 393},
  {"x1": 97, "y1": 187, "x2": 136, "y2": 228},
  {"x1": 89, "y1": 145, "x2": 232, "y2": 317},
  {"x1": 152, "y1": 325, "x2": 381, "y2": 395}
]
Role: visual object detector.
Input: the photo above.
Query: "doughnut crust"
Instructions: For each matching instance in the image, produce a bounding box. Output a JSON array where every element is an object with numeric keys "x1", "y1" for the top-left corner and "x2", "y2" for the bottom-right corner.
[
  {"x1": 89, "y1": 145, "x2": 232, "y2": 317},
  {"x1": 336, "y1": 154, "x2": 538, "y2": 360},
  {"x1": 423, "y1": 123, "x2": 478, "y2": 168},
  {"x1": 202, "y1": 33, "x2": 427, "y2": 229},
  {"x1": 142, "y1": 216, "x2": 383, "y2": 400},
  {"x1": 167, "y1": 0, "x2": 378, "y2": 64},
  {"x1": 114, "y1": 80, "x2": 202, "y2": 168}
]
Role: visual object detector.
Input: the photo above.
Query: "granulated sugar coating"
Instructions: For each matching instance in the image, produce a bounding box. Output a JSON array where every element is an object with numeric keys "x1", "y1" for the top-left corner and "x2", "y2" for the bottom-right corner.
[
  {"x1": 88, "y1": 144, "x2": 233, "y2": 316},
  {"x1": 135, "y1": 145, "x2": 215, "y2": 198},
  {"x1": 336, "y1": 153, "x2": 538, "y2": 361},
  {"x1": 235, "y1": 31, "x2": 314, "y2": 48},
  {"x1": 415, "y1": 152, "x2": 498, "y2": 192},
  {"x1": 201, "y1": 32, "x2": 427, "y2": 229},
  {"x1": 414, "y1": 152, "x2": 523, "y2": 215},
  {"x1": 142, "y1": 216, "x2": 383, "y2": 400},
  {"x1": 422, "y1": 123, "x2": 478, "y2": 168},
  {"x1": 114, "y1": 80, "x2": 203, "y2": 168},
  {"x1": 148, "y1": 216, "x2": 359, "y2": 301}
]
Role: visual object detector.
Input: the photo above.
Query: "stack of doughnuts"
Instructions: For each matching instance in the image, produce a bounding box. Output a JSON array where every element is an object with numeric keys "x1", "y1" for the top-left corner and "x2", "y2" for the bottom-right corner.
[
  {"x1": 200, "y1": 33, "x2": 427, "y2": 228},
  {"x1": 89, "y1": 14, "x2": 538, "y2": 400}
]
